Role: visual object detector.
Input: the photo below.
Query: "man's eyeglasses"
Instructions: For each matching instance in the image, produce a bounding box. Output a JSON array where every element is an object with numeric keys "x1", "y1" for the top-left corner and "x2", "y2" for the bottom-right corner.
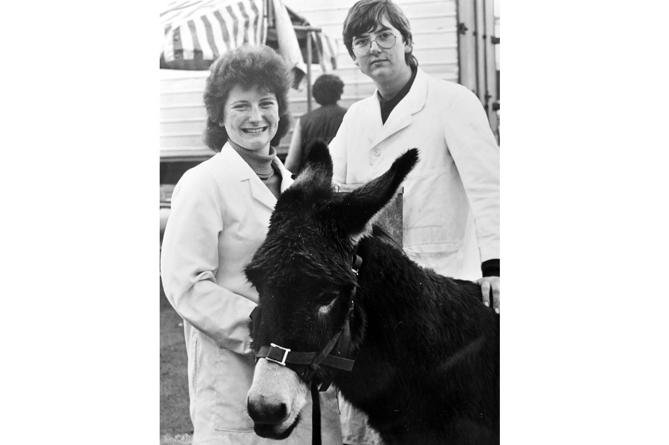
[{"x1": 352, "y1": 32, "x2": 398, "y2": 56}]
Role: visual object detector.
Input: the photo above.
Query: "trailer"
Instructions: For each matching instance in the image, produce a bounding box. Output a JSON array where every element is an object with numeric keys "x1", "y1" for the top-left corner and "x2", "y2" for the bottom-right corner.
[
  {"x1": 159, "y1": 0, "x2": 500, "y2": 237},
  {"x1": 159, "y1": 0, "x2": 338, "y2": 239},
  {"x1": 160, "y1": 0, "x2": 499, "y2": 156}
]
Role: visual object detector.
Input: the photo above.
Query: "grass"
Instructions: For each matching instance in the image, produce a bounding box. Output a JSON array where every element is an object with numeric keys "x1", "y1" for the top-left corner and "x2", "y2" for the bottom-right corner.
[
  {"x1": 160, "y1": 433, "x2": 193, "y2": 445},
  {"x1": 161, "y1": 282, "x2": 193, "y2": 444}
]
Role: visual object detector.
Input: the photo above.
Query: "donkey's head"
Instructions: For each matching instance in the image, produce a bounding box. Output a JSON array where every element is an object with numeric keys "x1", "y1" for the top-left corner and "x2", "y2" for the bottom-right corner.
[{"x1": 245, "y1": 140, "x2": 418, "y2": 439}]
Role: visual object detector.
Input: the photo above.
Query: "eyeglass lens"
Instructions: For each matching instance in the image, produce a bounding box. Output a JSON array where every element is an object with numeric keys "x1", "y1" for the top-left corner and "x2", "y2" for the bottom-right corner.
[{"x1": 353, "y1": 34, "x2": 396, "y2": 54}]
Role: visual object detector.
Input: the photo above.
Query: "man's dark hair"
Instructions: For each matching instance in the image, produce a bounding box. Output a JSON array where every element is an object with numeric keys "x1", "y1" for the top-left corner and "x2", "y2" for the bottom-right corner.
[{"x1": 312, "y1": 74, "x2": 345, "y2": 106}]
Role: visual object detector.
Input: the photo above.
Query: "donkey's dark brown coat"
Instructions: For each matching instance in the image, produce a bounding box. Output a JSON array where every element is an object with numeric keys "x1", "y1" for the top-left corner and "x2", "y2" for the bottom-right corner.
[{"x1": 246, "y1": 141, "x2": 499, "y2": 445}]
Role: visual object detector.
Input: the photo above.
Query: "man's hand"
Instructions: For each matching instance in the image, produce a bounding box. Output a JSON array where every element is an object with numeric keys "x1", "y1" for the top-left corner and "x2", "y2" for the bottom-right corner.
[{"x1": 477, "y1": 276, "x2": 500, "y2": 314}]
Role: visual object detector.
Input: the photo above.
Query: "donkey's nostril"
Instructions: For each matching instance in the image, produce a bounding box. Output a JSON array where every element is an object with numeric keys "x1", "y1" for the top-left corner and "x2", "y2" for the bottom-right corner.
[{"x1": 247, "y1": 397, "x2": 288, "y2": 424}]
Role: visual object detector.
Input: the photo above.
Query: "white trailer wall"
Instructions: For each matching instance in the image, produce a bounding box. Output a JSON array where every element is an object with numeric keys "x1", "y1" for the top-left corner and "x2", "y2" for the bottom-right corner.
[
  {"x1": 160, "y1": 0, "x2": 463, "y2": 158},
  {"x1": 282, "y1": 0, "x2": 460, "y2": 107},
  {"x1": 457, "y1": 0, "x2": 499, "y2": 141}
]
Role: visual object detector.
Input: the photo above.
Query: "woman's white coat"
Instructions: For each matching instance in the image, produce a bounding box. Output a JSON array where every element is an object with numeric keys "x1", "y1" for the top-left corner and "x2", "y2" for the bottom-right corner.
[{"x1": 161, "y1": 143, "x2": 342, "y2": 444}]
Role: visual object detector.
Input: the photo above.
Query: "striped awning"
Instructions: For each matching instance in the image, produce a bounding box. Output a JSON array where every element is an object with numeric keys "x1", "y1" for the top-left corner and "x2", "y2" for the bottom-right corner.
[
  {"x1": 159, "y1": 0, "x2": 337, "y2": 73},
  {"x1": 281, "y1": 3, "x2": 338, "y2": 72},
  {"x1": 160, "y1": 0, "x2": 266, "y2": 70}
]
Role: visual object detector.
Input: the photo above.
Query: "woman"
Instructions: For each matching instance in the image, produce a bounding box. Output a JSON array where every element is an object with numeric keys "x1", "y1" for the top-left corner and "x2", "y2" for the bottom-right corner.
[
  {"x1": 284, "y1": 74, "x2": 347, "y2": 174},
  {"x1": 160, "y1": 45, "x2": 342, "y2": 445}
]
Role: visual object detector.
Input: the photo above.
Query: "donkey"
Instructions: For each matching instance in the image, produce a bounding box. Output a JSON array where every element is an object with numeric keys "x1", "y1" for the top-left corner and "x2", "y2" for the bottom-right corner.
[{"x1": 245, "y1": 141, "x2": 500, "y2": 445}]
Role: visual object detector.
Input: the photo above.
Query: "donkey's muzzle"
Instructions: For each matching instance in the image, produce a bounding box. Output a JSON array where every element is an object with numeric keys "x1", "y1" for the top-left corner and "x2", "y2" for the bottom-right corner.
[
  {"x1": 247, "y1": 396, "x2": 288, "y2": 425},
  {"x1": 248, "y1": 394, "x2": 300, "y2": 440}
]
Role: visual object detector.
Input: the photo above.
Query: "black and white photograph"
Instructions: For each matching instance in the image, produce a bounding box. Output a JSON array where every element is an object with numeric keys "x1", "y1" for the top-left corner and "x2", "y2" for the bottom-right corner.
[
  {"x1": 3, "y1": 1, "x2": 669, "y2": 444},
  {"x1": 159, "y1": 1, "x2": 499, "y2": 443}
]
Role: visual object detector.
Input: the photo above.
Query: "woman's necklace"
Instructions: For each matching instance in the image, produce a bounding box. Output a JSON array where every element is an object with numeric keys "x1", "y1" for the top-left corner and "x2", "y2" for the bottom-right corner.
[{"x1": 258, "y1": 166, "x2": 274, "y2": 182}]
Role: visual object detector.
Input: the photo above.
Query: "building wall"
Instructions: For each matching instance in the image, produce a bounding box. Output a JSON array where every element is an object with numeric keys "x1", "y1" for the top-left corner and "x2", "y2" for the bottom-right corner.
[
  {"x1": 159, "y1": 0, "x2": 461, "y2": 159},
  {"x1": 283, "y1": 0, "x2": 460, "y2": 106}
]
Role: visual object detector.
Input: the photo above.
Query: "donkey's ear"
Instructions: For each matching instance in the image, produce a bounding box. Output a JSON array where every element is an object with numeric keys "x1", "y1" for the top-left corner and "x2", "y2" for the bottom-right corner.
[
  {"x1": 293, "y1": 139, "x2": 333, "y2": 187},
  {"x1": 339, "y1": 148, "x2": 419, "y2": 237}
]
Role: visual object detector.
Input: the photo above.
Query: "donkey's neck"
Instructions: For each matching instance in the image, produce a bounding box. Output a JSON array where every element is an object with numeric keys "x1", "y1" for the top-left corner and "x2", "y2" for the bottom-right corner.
[
  {"x1": 358, "y1": 235, "x2": 483, "y2": 344},
  {"x1": 333, "y1": 233, "x2": 493, "y2": 409}
]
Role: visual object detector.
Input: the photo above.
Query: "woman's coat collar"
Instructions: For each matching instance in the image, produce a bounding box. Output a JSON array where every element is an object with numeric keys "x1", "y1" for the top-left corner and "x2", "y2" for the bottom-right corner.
[{"x1": 217, "y1": 143, "x2": 293, "y2": 210}]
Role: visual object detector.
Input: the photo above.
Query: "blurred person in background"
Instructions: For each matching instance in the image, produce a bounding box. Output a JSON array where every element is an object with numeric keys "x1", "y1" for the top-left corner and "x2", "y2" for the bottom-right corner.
[
  {"x1": 329, "y1": 0, "x2": 500, "y2": 443},
  {"x1": 160, "y1": 44, "x2": 342, "y2": 445},
  {"x1": 285, "y1": 73, "x2": 347, "y2": 174}
]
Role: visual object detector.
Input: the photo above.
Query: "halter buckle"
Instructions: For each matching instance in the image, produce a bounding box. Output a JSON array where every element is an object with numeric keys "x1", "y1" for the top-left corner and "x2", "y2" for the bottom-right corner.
[{"x1": 265, "y1": 343, "x2": 291, "y2": 366}]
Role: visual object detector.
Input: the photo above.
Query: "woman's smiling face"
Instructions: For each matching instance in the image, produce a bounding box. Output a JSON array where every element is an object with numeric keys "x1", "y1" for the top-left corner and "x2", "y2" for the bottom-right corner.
[{"x1": 222, "y1": 84, "x2": 279, "y2": 153}]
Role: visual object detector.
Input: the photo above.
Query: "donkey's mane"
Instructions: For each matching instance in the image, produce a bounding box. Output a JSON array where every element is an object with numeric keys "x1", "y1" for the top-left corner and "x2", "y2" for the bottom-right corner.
[
  {"x1": 368, "y1": 224, "x2": 402, "y2": 249},
  {"x1": 246, "y1": 183, "x2": 355, "y2": 293}
]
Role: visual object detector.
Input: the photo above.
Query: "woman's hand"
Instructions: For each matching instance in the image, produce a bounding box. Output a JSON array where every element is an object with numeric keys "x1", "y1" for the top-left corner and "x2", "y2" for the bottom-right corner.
[{"x1": 477, "y1": 276, "x2": 500, "y2": 314}]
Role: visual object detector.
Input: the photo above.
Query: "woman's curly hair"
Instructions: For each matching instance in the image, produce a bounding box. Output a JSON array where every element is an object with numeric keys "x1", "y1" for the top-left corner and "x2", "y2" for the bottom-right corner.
[
  {"x1": 312, "y1": 74, "x2": 345, "y2": 106},
  {"x1": 203, "y1": 45, "x2": 294, "y2": 151}
]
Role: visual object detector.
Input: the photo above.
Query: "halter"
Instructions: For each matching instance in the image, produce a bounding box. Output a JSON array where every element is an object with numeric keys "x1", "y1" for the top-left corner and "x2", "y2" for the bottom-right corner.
[{"x1": 251, "y1": 253, "x2": 363, "y2": 445}]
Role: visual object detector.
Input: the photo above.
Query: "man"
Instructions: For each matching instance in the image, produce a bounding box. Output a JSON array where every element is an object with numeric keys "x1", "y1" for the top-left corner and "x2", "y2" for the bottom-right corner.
[
  {"x1": 285, "y1": 74, "x2": 348, "y2": 174},
  {"x1": 329, "y1": 1, "x2": 500, "y2": 443}
]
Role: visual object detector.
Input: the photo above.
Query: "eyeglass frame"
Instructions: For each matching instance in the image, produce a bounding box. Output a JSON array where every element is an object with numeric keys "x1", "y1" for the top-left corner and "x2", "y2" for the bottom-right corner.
[{"x1": 351, "y1": 32, "x2": 399, "y2": 56}]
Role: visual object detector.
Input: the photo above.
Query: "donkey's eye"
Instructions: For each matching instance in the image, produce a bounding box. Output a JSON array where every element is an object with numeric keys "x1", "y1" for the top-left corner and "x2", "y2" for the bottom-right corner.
[
  {"x1": 315, "y1": 290, "x2": 339, "y2": 306},
  {"x1": 316, "y1": 292, "x2": 340, "y2": 316}
]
